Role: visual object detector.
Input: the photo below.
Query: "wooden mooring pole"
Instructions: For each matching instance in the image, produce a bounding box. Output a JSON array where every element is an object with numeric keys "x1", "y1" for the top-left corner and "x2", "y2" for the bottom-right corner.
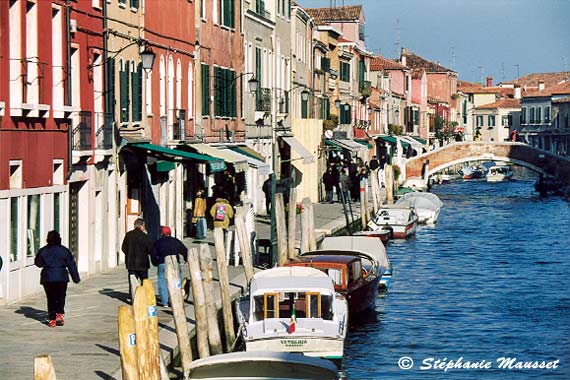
[
  {"x1": 213, "y1": 227, "x2": 236, "y2": 351},
  {"x1": 199, "y1": 244, "x2": 223, "y2": 355},
  {"x1": 235, "y1": 215, "x2": 254, "y2": 283},
  {"x1": 133, "y1": 283, "x2": 160, "y2": 380},
  {"x1": 165, "y1": 256, "x2": 192, "y2": 378},
  {"x1": 287, "y1": 187, "x2": 297, "y2": 260},
  {"x1": 274, "y1": 193, "x2": 288, "y2": 266},
  {"x1": 118, "y1": 305, "x2": 138, "y2": 380},
  {"x1": 307, "y1": 200, "x2": 317, "y2": 251},
  {"x1": 385, "y1": 164, "x2": 394, "y2": 204},
  {"x1": 360, "y1": 178, "x2": 367, "y2": 230},
  {"x1": 187, "y1": 248, "x2": 210, "y2": 358},
  {"x1": 300, "y1": 197, "x2": 311, "y2": 254},
  {"x1": 34, "y1": 354, "x2": 57, "y2": 380}
]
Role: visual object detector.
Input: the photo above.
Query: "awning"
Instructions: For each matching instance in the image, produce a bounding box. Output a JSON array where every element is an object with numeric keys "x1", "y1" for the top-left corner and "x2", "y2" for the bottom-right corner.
[
  {"x1": 281, "y1": 136, "x2": 315, "y2": 164},
  {"x1": 226, "y1": 146, "x2": 270, "y2": 176},
  {"x1": 332, "y1": 139, "x2": 368, "y2": 153},
  {"x1": 131, "y1": 143, "x2": 226, "y2": 173},
  {"x1": 229, "y1": 145, "x2": 266, "y2": 162},
  {"x1": 355, "y1": 139, "x2": 374, "y2": 149},
  {"x1": 189, "y1": 144, "x2": 250, "y2": 172},
  {"x1": 376, "y1": 135, "x2": 410, "y2": 149},
  {"x1": 410, "y1": 136, "x2": 427, "y2": 145},
  {"x1": 324, "y1": 139, "x2": 343, "y2": 151}
]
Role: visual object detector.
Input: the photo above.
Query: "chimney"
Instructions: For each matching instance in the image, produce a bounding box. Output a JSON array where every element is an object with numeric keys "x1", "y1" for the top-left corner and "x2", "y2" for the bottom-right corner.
[
  {"x1": 538, "y1": 80, "x2": 545, "y2": 91},
  {"x1": 486, "y1": 76, "x2": 493, "y2": 87},
  {"x1": 401, "y1": 47, "x2": 408, "y2": 66},
  {"x1": 514, "y1": 85, "x2": 521, "y2": 99}
]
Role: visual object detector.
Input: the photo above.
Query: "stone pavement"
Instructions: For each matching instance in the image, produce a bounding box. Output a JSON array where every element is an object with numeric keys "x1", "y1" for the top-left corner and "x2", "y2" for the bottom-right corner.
[{"x1": 0, "y1": 201, "x2": 364, "y2": 380}]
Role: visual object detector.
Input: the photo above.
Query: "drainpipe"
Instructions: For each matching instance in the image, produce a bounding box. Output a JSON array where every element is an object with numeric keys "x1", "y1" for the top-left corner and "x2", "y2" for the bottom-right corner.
[{"x1": 65, "y1": 0, "x2": 72, "y2": 178}]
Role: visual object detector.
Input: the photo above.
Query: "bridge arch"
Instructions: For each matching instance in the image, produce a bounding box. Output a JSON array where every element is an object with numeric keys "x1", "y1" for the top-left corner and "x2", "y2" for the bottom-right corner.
[{"x1": 405, "y1": 142, "x2": 570, "y2": 180}]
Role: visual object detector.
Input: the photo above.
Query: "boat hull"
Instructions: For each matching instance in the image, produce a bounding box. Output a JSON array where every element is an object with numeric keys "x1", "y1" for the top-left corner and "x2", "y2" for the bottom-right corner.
[
  {"x1": 390, "y1": 220, "x2": 417, "y2": 239},
  {"x1": 245, "y1": 337, "x2": 344, "y2": 360},
  {"x1": 353, "y1": 229, "x2": 391, "y2": 242},
  {"x1": 347, "y1": 274, "x2": 381, "y2": 314}
]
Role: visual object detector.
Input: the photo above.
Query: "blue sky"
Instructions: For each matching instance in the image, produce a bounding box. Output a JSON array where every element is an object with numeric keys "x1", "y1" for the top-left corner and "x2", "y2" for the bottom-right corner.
[{"x1": 300, "y1": 0, "x2": 570, "y2": 84}]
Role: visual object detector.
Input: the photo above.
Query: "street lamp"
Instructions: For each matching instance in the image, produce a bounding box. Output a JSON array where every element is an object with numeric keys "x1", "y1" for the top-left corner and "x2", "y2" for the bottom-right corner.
[
  {"x1": 367, "y1": 106, "x2": 373, "y2": 115},
  {"x1": 334, "y1": 99, "x2": 341, "y2": 109},
  {"x1": 141, "y1": 46, "x2": 156, "y2": 72},
  {"x1": 301, "y1": 89, "x2": 310, "y2": 102},
  {"x1": 247, "y1": 76, "x2": 259, "y2": 93}
]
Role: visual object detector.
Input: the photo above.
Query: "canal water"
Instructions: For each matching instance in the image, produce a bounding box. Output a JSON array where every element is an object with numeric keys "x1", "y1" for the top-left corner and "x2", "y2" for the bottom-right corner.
[{"x1": 343, "y1": 179, "x2": 570, "y2": 379}]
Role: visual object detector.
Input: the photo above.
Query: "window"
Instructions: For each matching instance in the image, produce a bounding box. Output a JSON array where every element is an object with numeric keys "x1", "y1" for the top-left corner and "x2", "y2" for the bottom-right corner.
[
  {"x1": 201, "y1": 64, "x2": 210, "y2": 116},
  {"x1": 326, "y1": 268, "x2": 342, "y2": 286},
  {"x1": 340, "y1": 61, "x2": 350, "y2": 82},
  {"x1": 53, "y1": 160, "x2": 64, "y2": 185},
  {"x1": 27, "y1": 194, "x2": 41, "y2": 257},
  {"x1": 306, "y1": 292, "x2": 321, "y2": 318},
  {"x1": 10, "y1": 161, "x2": 23, "y2": 189},
  {"x1": 521, "y1": 107, "x2": 527, "y2": 124},
  {"x1": 10, "y1": 197, "x2": 19, "y2": 262},
  {"x1": 130, "y1": 0, "x2": 139, "y2": 9},
  {"x1": 545, "y1": 106, "x2": 551, "y2": 123},
  {"x1": 201, "y1": 0, "x2": 206, "y2": 19},
  {"x1": 187, "y1": 64, "x2": 193, "y2": 119},
  {"x1": 476, "y1": 115, "x2": 484, "y2": 126},
  {"x1": 321, "y1": 57, "x2": 330, "y2": 73},
  {"x1": 53, "y1": 193, "x2": 61, "y2": 233},
  {"x1": 358, "y1": 58, "x2": 366, "y2": 91},
  {"x1": 536, "y1": 107, "x2": 542, "y2": 124},
  {"x1": 358, "y1": 24, "x2": 365, "y2": 41},
  {"x1": 118, "y1": 0, "x2": 126, "y2": 7},
  {"x1": 502, "y1": 115, "x2": 509, "y2": 126},
  {"x1": 529, "y1": 107, "x2": 535, "y2": 124},
  {"x1": 488, "y1": 115, "x2": 495, "y2": 127},
  {"x1": 255, "y1": 0, "x2": 265, "y2": 16},
  {"x1": 220, "y1": 0, "x2": 235, "y2": 28},
  {"x1": 214, "y1": 67, "x2": 237, "y2": 117},
  {"x1": 131, "y1": 63, "x2": 142, "y2": 122},
  {"x1": 120, "y1": 60, "x2": 130, "y2": 122},
  {"x1": 264, "y1": 293, "x2": 278, "y2": 319},
  {"x1": 301, "y1": 97, "x2": 308, "y2": 119},
  {"x1": 340, "y1": 104, "x2": 352, "y2": 124}
]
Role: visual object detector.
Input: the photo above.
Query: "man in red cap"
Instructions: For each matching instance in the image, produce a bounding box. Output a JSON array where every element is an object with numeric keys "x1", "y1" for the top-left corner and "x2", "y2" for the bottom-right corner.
[{"x1": 151, "y1": 226, "x2": 188, "y2": 307}]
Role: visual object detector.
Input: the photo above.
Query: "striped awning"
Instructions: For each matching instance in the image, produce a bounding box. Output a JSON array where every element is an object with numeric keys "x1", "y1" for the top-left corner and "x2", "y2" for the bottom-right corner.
[{"x1": 189, "y1": 144, "x2": 250, "y2": 172}]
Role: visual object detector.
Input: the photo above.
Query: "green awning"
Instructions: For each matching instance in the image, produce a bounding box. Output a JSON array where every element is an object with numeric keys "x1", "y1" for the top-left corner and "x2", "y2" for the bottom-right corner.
[
  {"x1": 132, "y1": 143, "x2": 226, "y2": 173},
  {"x1": 411, "y1": 136, "x2": 427, "y2": 145},
  {"x1": 325, "y1": 139, "x2": 343, "y2": 151},
  {"x1": 355, "y1": 139, "x2": 374, "y2": 149},
  {"x1": 229, "y1": 146, "x2": 266, "y2": 162},
  {"x1": 377, "y1": 136, "x2": 410, "y2": 149}
]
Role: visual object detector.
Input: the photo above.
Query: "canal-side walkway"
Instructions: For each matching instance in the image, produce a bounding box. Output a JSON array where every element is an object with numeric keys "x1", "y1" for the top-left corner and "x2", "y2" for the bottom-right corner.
[{"x1": 0, "y1": 201, "x2": 364, "y2": 380}]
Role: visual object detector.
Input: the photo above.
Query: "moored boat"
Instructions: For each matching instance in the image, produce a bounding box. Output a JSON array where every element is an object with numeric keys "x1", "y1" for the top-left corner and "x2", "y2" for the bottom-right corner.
[
  {"x1": 188, "y1": 351, "x2": 339, "y2": 380},
  {"x1": 352, "y1": 227, "x2": 391, "y2": 243},
  {"x1": 286, "y1": 253, "x2": 381, "y2": 315},
  {"x1": 368, "y1": 206, "x2": 418, "y2": 239},
  {"x1": 486, "y1": 165, "x2": 514, "y2": 182},
  {"x1": 396, "y1": 192, "x2": 442, "y2": 224},
  {"x1": 235, "y1": 267, "x2": 348, "y2": 360},
  {"x1": 320, "y1": 236, "x2": 393, "y2": 290}
]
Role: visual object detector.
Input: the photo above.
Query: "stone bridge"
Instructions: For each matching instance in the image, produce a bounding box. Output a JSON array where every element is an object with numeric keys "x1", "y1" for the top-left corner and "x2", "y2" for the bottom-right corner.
[{"x1": 405, "y1": 142, "x2": 570, "y2": 181}]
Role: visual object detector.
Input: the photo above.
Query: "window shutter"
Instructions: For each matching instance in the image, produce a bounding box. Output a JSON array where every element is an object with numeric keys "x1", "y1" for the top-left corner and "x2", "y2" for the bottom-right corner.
[
  {"x1": 359, "y1": 59, "x2": 365, "y2": 91},
  {"x1": 131, "y1": 66, "x2": 138, "y2": 122},
  {"x1": 301, "y1": 98, "x2": 307, "y2": 119},
  {"x1": 202, "y1": 64, "x2": 210, "y2": 116},
  {"x1": 120, "y1": 61, "x2": 130, "y2": 122},
  {"x1": 107, "y1": 58, "x2": 115, "y2": 114},
  {"x1": 230, "y1": 70, "x2": 237, "y2": 117},
  {"x1": 322, "y1": 57, "x2": 330, "y2": 72},
  {"x1": 136, "y1": 64, "x2": 142, "y2": 121},
  {"x1": 214, "y1": 66, "x2": 220, "y2": 116}
]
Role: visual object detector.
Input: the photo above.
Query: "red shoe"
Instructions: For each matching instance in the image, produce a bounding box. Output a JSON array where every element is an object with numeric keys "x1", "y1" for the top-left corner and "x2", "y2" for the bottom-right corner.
[
  {"x1": 48, "y1": 320, "x2": 57, "y2": 328},
  {"x1": 56, "y1": 313, "x2": 64, "y2": 326}
]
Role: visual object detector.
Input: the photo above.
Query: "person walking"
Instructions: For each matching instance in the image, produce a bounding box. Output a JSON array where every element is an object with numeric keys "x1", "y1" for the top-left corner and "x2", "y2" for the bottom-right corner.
[
  {"x1": 34, "y1": 230, "x2": 80, "y2": 327},
  {"x1": 121, "y1": 218, "x2": 153, "y2": 301},
  {"x1": 262, "y1": 177, "x2": 272, "y2": 215},
  {"x1": 322, "y1": 167, "x2": 335, "y2": 203},
  {"x1": 192, "y1": 189, "x2": 207, "y2": 240},
  {"x1": 339, "y1": 169, "x2": 351, "y2": 203},
  {"x1": 210, "y1": 195, "x2": 234, "y2": 232},
  {"x1": 151, "y1": 226, "x2": 188, "y2": 307}
]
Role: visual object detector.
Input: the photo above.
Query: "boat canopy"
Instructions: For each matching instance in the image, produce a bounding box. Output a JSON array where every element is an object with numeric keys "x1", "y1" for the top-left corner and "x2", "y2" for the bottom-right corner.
[
  {"x1": 399, "y1": 192, "x2": 443, "y2": 208},
  {"x1": 320, "y1": 236, "x2": 390, "y2": 269},
  {"x1": 250, "y1": 267, "x2": 335, "y2": 296},
  {"x1": 396, "y1": 196, "x2": 440, "y2": 212}
]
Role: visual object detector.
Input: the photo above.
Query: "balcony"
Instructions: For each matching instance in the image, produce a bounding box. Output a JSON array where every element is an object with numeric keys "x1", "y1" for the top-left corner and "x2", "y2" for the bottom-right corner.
[
  {"x1": 95, "y1": 112, "x2": 114, "y2": 150},
  {"x1": 256, "y1": 88, "x2": 271, "y2": 112},
  {"x1": 172, "y1": 110, "x2": 186, "y2": 141},
  {"x1": 73, "y1": 111, "x2": 93, "y2": 151}
]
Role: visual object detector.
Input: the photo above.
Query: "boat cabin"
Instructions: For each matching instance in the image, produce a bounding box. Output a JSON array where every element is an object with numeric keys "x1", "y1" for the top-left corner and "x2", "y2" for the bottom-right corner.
[
  {"x1": 285, "y1": 254, "x2": 367, "y2": 293},
  {"x1": 253, "y1": 291, "x2": 334, "y2": 321}
]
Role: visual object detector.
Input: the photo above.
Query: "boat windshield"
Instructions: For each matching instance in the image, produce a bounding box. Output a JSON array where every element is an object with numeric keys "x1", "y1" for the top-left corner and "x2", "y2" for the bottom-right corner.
[{"x1": 253, "y1": 292, "x2": 333, "y2": 321}]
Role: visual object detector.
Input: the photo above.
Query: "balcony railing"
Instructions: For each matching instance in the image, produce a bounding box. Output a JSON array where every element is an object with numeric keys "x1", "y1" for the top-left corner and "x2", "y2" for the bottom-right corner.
[
  {"x1": 95, "y1": 112, "x2": 114, "y2": 150},
  {"x1": 173, "y1": 109, "x2": 186, "y2": 141},
  {"x1": 74, "y1": 111, "x2": 93, "y2": 151},
  {"x1": 256, "y1": 88, "x2": 271, "y2": 112}
]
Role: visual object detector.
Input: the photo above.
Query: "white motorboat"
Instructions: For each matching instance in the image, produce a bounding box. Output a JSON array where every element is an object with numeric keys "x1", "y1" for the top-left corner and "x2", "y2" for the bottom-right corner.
[
  {"x1": 236, "y1": 267, "x2": 348, "y2": 360},
  {"x1": 486, "y1": 165, "x2": 514, "y2": 182},
  {"x1": 400, "y1": 176, "x2": 428, "y2": 191},
  {"x1": 188, "y1": 351, "x2": 339, "y2": 380},
  {"x1": 320, "y1": 236, "x2": 393, "y2": 290},
  {"x1": 368, "y1": 206, "x2": 418, "y2": 239},
  {"x1": 396, "y1": 192, "x2": 443, "y2": 224}
]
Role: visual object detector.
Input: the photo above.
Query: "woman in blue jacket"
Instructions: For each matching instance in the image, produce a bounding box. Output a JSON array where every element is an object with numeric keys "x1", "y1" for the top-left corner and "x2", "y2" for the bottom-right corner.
[{"x1": 35, "y1": 230, "x2": 80, "y2": 327}]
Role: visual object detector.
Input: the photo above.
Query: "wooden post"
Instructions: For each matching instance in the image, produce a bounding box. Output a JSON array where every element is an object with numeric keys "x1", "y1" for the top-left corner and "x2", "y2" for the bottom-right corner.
[
  {"x1": 34, "y1": 355, "x2": 57, "y2": 380},
  {"x1": 186, "y1": 248, "x2": 210, "y2": 358},
  {"x1": 133, "y1": 284, "x2": 160, "y2": 380},
  {"x1": 118, "y1": 306, "x2": 138, "y2": 380},
  {"x1": 213, "y1": 227, "x2": 236, "y2": 352},
  {"x1": 307, "y1": 200, "x2": 317, "y2": 251},
  {"x1": 141, "y1": 280, "x2": 160, "y2": 379},
  {"x1": 287, "y1": 187, "x2": 297, "y2": 260},
  {"x1": 370, "y1": 170, "x2": 380, "y2": 214},
  {"x1": 360, "y1": 178, "x2": 367, "y2": 230},
  {"x1": 235, "y1": 216, "x2": 254, "y2": 283},
  {"x1": 338, "y1": 183, "x2": 352, "y2": 235},
  {"x1": 224, "y1": 230, "x2": 233, "y2": 266},
  {"x1": 364, "y1": 177, "x2": 371, "y2": 222},
  {"x1": 165, "y1": 256, "x2": 192, "y2": 377},
  {"x1": 300, "y1": 197, "x2": 311, "y2": 254},
  {"x1": 199, "y1": 244, "x2": 223, "y2": 355},
  {"x1": 385, "y1": 164, "x2": 394, "y2": 204},
  {"x1": 274, "y1": 193, "x2": 288, "y2": 266}
]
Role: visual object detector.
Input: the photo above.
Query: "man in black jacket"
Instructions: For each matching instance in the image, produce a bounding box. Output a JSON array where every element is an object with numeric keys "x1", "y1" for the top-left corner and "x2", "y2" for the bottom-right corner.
[
  {"x1": 122, "y1": 218, "x2": 153, "y2": 301},
  {"x1": 151, "y1": 226, "x2": 188, "y2": 307}
]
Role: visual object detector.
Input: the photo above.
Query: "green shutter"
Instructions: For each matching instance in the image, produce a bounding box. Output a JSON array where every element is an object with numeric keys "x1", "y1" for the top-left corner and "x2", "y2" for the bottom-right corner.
[
  {"x1": 120, "y1": 61, "x2": 130, "y2": 122},
  {"x1": 131, "y1": 65, "x2": 141, "y2": 122},
  {"x1": 322, "y1": 57, "x2": 330, "y2": 72},
  {"x1": 301, "y1": 98, "x2": 307, "y2": 119},
  {"x1": 214, "y1": 66, "x2": 220, "y2": 116},
  {"x1": 359, "y1": 59, "x2": 365, "y2": 91},
  {"x1": 202, "y1": 64, "x2": 210, "y2": 116},
  {"x1": 230, "y1": 70, "x2": 237, "y2": 117},
  {"x1": 325, "y1": 98, "x2": 330, "y2": 119},
  {"x1": 136, "y1": 64, "x2": 142, "y2": 121},
  {"x1": 106, "y1": 58, "x2": 115, "y2": 114}
]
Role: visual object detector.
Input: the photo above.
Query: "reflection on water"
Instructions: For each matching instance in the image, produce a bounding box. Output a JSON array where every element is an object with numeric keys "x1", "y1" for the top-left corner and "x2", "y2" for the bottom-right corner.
[{"x1": 342, "y1": 180, "x2": 570, "y2": 379}]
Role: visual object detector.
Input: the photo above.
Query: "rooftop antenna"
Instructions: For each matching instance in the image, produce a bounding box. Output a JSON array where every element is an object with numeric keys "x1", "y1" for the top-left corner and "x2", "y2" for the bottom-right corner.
[
  {"x1": 563, "y1": 57, "x2": 568, "y2": 80},
  {"x1": 514, "y1": 64, "x2": 520, "y2": 81},
  {"x1": 394, "y1": 18, "x2": 401, "y2": 59},
  {"x1": 501, "y1": 62, "x2": 505, "y2": 82},
  {"x1": 450, "y1": 45, "x2": 456, "y2": 70},
  {"x1": 478, "y1": 66, "x2": 485, "y2": 84}
]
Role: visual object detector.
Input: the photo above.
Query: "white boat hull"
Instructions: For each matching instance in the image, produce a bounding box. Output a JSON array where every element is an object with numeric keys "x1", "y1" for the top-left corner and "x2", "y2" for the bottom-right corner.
[{"x1": 245, "y1": 337, "x2": 344, "y2": 360}]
